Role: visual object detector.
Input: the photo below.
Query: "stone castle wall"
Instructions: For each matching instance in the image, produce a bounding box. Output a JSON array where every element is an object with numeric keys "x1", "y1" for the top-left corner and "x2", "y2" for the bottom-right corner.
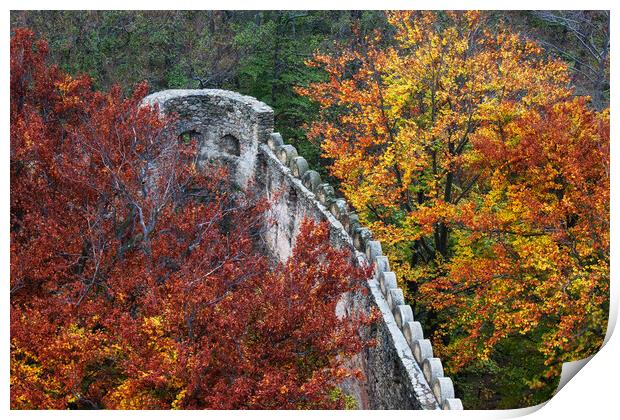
[
  {"x1": 142, "y1": 89, "x2": 272, "y2": 189},
  {"x1": 142, "y1": 89, "x2": 463, "y2": 410}
]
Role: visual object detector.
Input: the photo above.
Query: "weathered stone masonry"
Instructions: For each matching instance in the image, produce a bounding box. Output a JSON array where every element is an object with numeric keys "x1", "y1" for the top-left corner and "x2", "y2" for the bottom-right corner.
[{"x1": 142, "y1": 89, "x2": 463, "y2": 410}]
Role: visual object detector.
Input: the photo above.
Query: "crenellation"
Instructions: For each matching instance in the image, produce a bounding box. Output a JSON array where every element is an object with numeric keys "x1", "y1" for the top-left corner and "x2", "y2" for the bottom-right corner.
[
  {"x1": 379, "y1": 271, "x2": 397, "y2": 295},
  {"x1": 290, "y1": 156, "x2": 309, "y2": 177},
  {"x1": 330, "y1": 198, "x2": 349, "y2": 221},
  {"x1": 373, "y1": 255, "x2": 390, "y2": 280},
  {"x1": 443, "y1": 398, "x2": 464, "y2": 410},
  {"x1": 278, "y1": 144, "x2": 298, "y2": 166},
  {"x1": 413, "y1": 339, "x2": 434, "y2": 365},
  {"x1": 365, "y1": 240, "x2": 383, "y2": 261},
  {"x1": 403, "y1": 321, "x2": 424, "y2": 346},
  {"x1": 143, "y1": 88, "x2": 462, "y2": 410},
  {"x1": 315, "y1": 183, "x2": 335, "y2": 206},
  {"x1": 387, "y1": 288, "x2": 405, "y2": 311},
  {"x1": 353, "y1": 227, "x2": 372, "y2": 252},
  {"x1": 394, "y1": 304, "x2": 414, "y2": 329},
  {"x1": 422, "y1": 358, "x2": 445, "y2": 385},
  {"x1": 432, "y1": 377, "x2": 455, "y2": 406},
  {"x1": 342, "y1": 212, "x2": 360, "y2": 236},
  {"x1": 268, "y1": 132, "x2": 284, "y2": 152},
  {"x1": 301, "y1": 170, "x2": 322, "y2": 192}
]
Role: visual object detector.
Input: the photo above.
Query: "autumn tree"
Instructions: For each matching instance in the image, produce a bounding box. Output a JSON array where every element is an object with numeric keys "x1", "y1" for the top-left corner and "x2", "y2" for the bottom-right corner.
[
  {"x1": 422, "y1": 97, "x2": 609, "y2": 407},
  {"x1": 10, "y1": 28, "x2": 370, "y2": 409},
  {"x1": 298, "y1": 11, "x2": 609, "y2": 408}
]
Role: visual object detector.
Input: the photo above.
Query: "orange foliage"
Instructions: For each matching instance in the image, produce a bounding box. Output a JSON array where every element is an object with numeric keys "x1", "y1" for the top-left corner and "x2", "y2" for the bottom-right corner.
[
  {"x1": 298, "y1": 11, "x2": 609, "y2": 383},
  {"x1": 11, "y1": 29, "x2": 371, "y2": 409}
]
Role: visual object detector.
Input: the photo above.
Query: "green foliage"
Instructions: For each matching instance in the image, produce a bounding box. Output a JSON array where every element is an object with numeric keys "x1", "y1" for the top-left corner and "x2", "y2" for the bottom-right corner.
[
  {"x1": 10, "y1": 10, "x2": 387, "y2": 178},
  {"x1": 328, "y1": 387, "x2": 358, "y2": 409},
  {"x1": 455, "y1": 331, "x2": 560, "y2": 409},
  {"x1": 9, "y1": 11, "x2": 609, "y2": 409},
  {"x1": 232, "y1": 11, "x2": 387, "y2": 174}
]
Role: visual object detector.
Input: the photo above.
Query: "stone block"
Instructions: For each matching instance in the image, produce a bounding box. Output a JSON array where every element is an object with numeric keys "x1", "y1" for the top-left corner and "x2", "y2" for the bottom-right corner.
[
  {"x1": 403, "y1": 321, "x2": 424, "y2": 347},
  {"x1": 387, "y1": 288, "x2": 405, "y2": 310},
  {"x1": 278, "y1": 144, "x2": 298, "y2": 166},
  {"x1": 268, "y1": 132, "x2": 284, "y2": 151},
  {"x1": 343, "y1": 212, "x2": 360, "y2": 235},
  {"x1": 316, "y1": 183, "x2": 335, "y2": 206},
  {"x1": 290, "y1": 156, "x2": 309, "y2": 177},
  {"x1": 422, "y1": 357, "x2": 444, "y2": 384},
  {"x1": 330, "y1": 198, "x2": 349, "y2": 220},
  {"x1": 379, "y1": 271, "x2": 397, "y2": 295},
  {"x1": 442, "y1": 398, "x2": 463, "y2": 410},
  {"x1": 393, "y1": 304, "x2": 413, "y2": 329},
  {"x1": 373, "y1": 255, "x2": 390, "y2": 281},
  {"x1": 353, "y1": 227, "x2": 373, "y2": 252},
  {"x1": 365, "y1": 240, "x2": 383, "y2": 261},
  {"x1": 432, "y1": 377, "x2": 455, "y2": 407},
  {"x1": 301, "y1": 170, "x2": 322, "y2": 192},
  {"x1": 412, "y1": 339, "x2": 433, "y2": 364}
]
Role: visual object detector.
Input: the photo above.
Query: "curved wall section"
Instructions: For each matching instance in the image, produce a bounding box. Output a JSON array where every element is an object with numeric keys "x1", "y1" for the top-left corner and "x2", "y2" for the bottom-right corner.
[{"x1": 143, "y1": 89, "x2": 462, "y2": 410}]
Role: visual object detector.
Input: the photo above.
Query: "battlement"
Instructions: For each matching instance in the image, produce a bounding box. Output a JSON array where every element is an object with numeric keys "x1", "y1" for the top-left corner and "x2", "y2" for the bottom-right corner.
[{"x1": 142, "y1": 89, "x2": 463, "y2": 410}]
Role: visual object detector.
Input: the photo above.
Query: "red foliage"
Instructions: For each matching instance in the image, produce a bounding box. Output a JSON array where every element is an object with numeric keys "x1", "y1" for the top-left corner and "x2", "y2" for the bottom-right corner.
[{"x1": 10, "y1": 28, "x2": 370, "y2": 409}]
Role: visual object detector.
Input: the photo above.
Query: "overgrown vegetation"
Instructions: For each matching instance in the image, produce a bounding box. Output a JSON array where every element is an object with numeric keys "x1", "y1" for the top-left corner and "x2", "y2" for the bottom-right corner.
[
  {"x1": 10, "y1": 10, "x2": 610, "y2": 410},
  {"x1": 10, "y1": 28, "x2": 372, "y2": 409}
]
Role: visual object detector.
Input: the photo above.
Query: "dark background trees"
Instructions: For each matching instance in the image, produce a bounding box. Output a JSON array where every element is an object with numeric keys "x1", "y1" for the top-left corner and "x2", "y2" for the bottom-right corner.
[
  {"x1": 10, "y1": 10, "x2": 609, "y2": 174},
  {"x1": 9, "y1": 11, "x2": 388, "y2": 175},
  {"x1": 508, "y1": 11, "x2": 609, "y2": 109},
  {"x1": 10, "y1": 10, "x2": 609, "y2": 172},
  {"x1": 9, "y1": 10, "x2": 610, "y2": 410}
]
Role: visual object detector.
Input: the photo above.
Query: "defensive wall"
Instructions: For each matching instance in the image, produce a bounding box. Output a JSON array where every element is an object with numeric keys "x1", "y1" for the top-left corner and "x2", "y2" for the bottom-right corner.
[{"x1": 142, "y1": 89, "x2": 463, "y2": 410}]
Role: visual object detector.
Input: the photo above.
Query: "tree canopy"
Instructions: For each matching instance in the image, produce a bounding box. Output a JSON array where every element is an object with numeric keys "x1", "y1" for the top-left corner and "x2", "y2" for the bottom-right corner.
[
  {"x1": 10, "y1": 28, "x2": 371, "y2": 409},
  {"x1": 298, "y1": 10, "x2": 609, "y2": 408},
  {"x1": 9, "y1": 9, "x2": 611, "y2": 410}
]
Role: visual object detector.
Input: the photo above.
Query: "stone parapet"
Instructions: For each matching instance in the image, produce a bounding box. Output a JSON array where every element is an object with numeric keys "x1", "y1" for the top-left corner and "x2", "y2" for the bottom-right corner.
[{"x1": 143, "y1": 89, "x2": 462, "y2": 410}]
